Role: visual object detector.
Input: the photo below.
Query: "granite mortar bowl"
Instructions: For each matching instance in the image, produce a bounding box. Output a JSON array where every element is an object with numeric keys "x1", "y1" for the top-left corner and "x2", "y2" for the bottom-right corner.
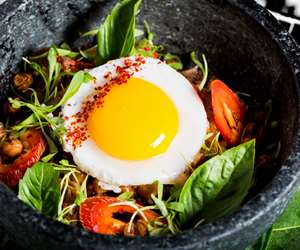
[{"x1": 0, "y1": 0, "x2": 300, "y2": 249}]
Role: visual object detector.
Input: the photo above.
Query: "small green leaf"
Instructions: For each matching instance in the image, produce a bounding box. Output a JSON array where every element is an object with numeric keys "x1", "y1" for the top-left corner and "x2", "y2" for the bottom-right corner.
[
  {"x1": 151, "y1": 194, "x2": 168, "y2": 217},
  {"x1": 59, "y1": 159, "x2": 70, "y2": 166},
  {"x1": 57, "y1": 48, "x2": 80, "y2": 59},
  {"x1": 179, "y1": 140, "x2": 255, "y2": 225},
  {"x1": 96, "y1": 0, "x2": 142, "y2": 64},
  {"x1": 118, "y1": 191, "x2": 134, "y2": 201},
  {"x1": 79, "y1": 46, "x2": 98, "y2": 62},
  {"x1": 74, "y1": 175, "x2": 89, "y2": 206},
  {"x1": 18, "y1": 162, "x2": 61, "y2": 217},
  {"x1": 54, "y1": 71, "x2": 93, "y2": 109},
  {"x1": 164, "y1": 53, "x2": 183, "y2": 70},
  {"x1": 81, "y1": 28, "x2": 99, "y2": 37},
  {"x1": 48, "y1": 47, "x2": 57, "y2": 88}
]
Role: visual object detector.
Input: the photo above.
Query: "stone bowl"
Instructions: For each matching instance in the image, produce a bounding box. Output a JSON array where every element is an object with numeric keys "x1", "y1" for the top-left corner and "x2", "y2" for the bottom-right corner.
[{"x1": 0, "y1": 0, "x2": 299, "y2": 249}]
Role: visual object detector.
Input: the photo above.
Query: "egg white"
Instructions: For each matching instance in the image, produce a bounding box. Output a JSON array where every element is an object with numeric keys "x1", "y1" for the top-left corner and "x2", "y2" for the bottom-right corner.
[{"x1": 62, "y1": 56, "x2": 208, "y2": 187}]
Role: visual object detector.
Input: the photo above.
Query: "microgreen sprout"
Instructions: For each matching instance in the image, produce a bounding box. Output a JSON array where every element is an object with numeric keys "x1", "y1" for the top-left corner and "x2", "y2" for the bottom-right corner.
[{"x1": 190, "y1": 51, "x2": 208, "y2": 90}]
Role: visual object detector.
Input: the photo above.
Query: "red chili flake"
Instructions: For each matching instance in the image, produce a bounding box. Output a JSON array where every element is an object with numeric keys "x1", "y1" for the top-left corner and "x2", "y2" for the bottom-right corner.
[
  {"x1": 65, "y1": 56, "x2": 146, "y2": 150},
  {"x1": 153, "y1": 52, "x2": 159, "y2": 59},
  {"x1": 104, "y1": 72, "x2": 112, "y2": 79}
]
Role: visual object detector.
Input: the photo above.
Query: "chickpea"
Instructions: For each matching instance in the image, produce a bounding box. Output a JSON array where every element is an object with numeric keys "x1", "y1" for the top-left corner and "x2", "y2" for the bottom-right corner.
[
  {"x1": 123, "y1": 223, "x2": 136, "y2": 237},
  {"x1": 2, "y1": 138, "x2": 23, "y2": 158},
  {"x1": 136, "y1": 219, "x2": 148, "y2": 236},
  {"x1": 0, "y1": 122, "x2": 6, "y2": 140},
  {"x1": 13, "y1": 73, "x2": 33, "y2": 91}
]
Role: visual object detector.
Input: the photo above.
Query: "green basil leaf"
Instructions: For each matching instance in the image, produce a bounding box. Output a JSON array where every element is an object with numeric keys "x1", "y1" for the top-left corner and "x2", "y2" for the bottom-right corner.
[
  {"x1": 96, "y1": 0, "x2": 142, "y2": 64},
  {"x1": 179, "y1": 140, "x2": 255, "y2": 225},
  {"x1": 167, "y1": 202, "x2": 184, "y2": 213},
  {"x1": 18, "y1": 162, "x2": 61, "y2": 217},
  {"x1": 54, "y1": 71, "x2": 93, "y2": 109}
]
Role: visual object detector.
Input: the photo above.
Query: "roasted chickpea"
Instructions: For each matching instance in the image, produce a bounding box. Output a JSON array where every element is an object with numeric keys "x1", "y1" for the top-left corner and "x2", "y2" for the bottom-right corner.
[
  {"x1": 123, "y1": 223, "x2": 136, "y2": 237},
  {"x1": 136, "y1": 219, "x2": 148, "y2": 236},
  {"x1": 13, "y1": 72, "x2": 33, "y2": 91},
  {"x1": 2, "y1": 138, "x2": 23, "y2": 158}
]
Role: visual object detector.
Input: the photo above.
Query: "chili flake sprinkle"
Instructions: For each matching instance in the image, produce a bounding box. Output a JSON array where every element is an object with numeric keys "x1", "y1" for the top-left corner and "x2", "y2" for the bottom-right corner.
[{"x1": 65, "y1": 56, "x2": 146, "y2": 149}]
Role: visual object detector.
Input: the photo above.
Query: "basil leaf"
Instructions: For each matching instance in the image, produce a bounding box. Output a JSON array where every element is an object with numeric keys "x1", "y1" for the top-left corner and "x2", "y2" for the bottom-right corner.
[
  {"x1": 179, "y1": 140, "x2": 255, "y2": 225},
  {"x1": 54, "y1": 71, "x2": 93, "y2": 109},
  {"x1": 96, "y1": 0, "x2": 142, "y2": 64},
  {"x1": 18, "y1": 162, "x2": 61, "y2": 217}
]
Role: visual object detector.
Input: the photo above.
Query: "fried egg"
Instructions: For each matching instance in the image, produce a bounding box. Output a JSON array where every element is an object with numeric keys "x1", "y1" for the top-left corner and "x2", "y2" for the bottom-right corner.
[{"x1": 62, "y1": 56, "x2": 208, "y2": 187}]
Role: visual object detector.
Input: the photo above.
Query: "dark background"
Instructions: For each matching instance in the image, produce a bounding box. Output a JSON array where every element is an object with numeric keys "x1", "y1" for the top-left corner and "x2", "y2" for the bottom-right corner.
[{"x1": 0, "y1": 0, "x2": 299, "y2": 249}]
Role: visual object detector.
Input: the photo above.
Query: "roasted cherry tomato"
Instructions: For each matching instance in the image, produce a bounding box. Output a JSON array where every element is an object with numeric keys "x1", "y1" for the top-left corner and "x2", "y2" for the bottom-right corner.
[
  {"x1": 0, "y1": 129, "x2": 46, "y2": 187},
  {"x1": 80, "y1": 196, "x2": 159, "y2": 235},
  {"x1": 211, "y1": 80, "x2": 245, "y2": 146}
]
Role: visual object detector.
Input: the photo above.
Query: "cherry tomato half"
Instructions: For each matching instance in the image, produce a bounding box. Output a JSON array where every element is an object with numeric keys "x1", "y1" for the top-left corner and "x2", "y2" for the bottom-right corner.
[
  {"x1": 211, "y1": 80, "x2": 245, "y2": 146},
  {"x1": 0, "y1": 129, "x2": 46, "y2": 187},
  {"x1": 80, "y1": 196, "x2": 159, "y2": 235}
]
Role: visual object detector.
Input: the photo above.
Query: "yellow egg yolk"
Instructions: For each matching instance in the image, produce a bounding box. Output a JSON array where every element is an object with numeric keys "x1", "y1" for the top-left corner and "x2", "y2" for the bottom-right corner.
[{"x1": 87, "y1": 77, "x2": 179, "y2": 160}]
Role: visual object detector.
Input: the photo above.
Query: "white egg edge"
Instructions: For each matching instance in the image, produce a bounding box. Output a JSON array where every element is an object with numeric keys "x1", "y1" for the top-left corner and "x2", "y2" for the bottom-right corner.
[{"x1": 62, "y1": 57, "x2": 209, "y2": 187}]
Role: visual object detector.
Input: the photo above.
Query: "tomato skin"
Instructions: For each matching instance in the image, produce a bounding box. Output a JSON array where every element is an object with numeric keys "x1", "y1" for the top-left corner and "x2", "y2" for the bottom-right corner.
[
  {"x1": 80, "y1": 196, "x2": 159, "y2": 235},
  {"x1": 0, "y1": 129, "x2": 46, "y2": 187},
  {"x1": 211, "y1": 80, "x2": 245, "y2": 146}
]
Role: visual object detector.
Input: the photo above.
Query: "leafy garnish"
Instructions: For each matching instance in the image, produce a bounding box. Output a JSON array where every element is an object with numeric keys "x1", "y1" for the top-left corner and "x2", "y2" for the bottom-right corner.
[
  {"x1": 53, "y1": 70, "x2": 94, "y2": 109},
  {"x1": 118, "y1": 191, "x2": 134, "y2": 201},
  {"x1": 133, "y1": 20, "x2": 162, "y2": 58},
  {"x1": 149, "y1": 181, "x2": 181, "y2": 235},
  {"x1": 190, "y1": 51, "x2": 208, "y2": 90},
  {"x1": 96, "y1": 0, "x2": 142, "y2": 64},
  {"x1": 18, "y1": 162, "x2": 61, "y2": 217},
  {"x1": 11, "y1": 70, "x2": 92, "y2": 134},
  {"x1": 163, "y1": 53, "x2": 183, "y2": 70},
  {"x1": 74, "y1": 175, "x2": 89, "y2": 206},
  {"x1": 179, "y1": 140, "x2": 255, "y2": 225}
]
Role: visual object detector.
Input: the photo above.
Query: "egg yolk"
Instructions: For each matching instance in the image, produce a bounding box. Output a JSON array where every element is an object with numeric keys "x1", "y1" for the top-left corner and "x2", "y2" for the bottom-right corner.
[{"x1": 87, "y1": 77, "x2": 179, "y2": 160}]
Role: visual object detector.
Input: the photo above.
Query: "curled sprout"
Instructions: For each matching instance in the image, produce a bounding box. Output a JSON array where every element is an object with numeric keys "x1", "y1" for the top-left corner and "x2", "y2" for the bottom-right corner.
[{"x1": 190, "y1": 51, "x2": 208, "y2": 91}]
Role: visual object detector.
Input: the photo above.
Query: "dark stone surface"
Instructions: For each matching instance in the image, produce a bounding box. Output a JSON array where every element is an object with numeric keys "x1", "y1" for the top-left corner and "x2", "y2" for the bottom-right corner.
[{"x1": 0, "y1": 0, "x2": 299, "y2": 249}]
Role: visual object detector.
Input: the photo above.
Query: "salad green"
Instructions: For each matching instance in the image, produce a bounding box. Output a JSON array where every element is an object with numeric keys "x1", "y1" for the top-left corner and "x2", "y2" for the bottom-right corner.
[{"x1": 18, "y1": 162, "x2": 61, "y2": 217}]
